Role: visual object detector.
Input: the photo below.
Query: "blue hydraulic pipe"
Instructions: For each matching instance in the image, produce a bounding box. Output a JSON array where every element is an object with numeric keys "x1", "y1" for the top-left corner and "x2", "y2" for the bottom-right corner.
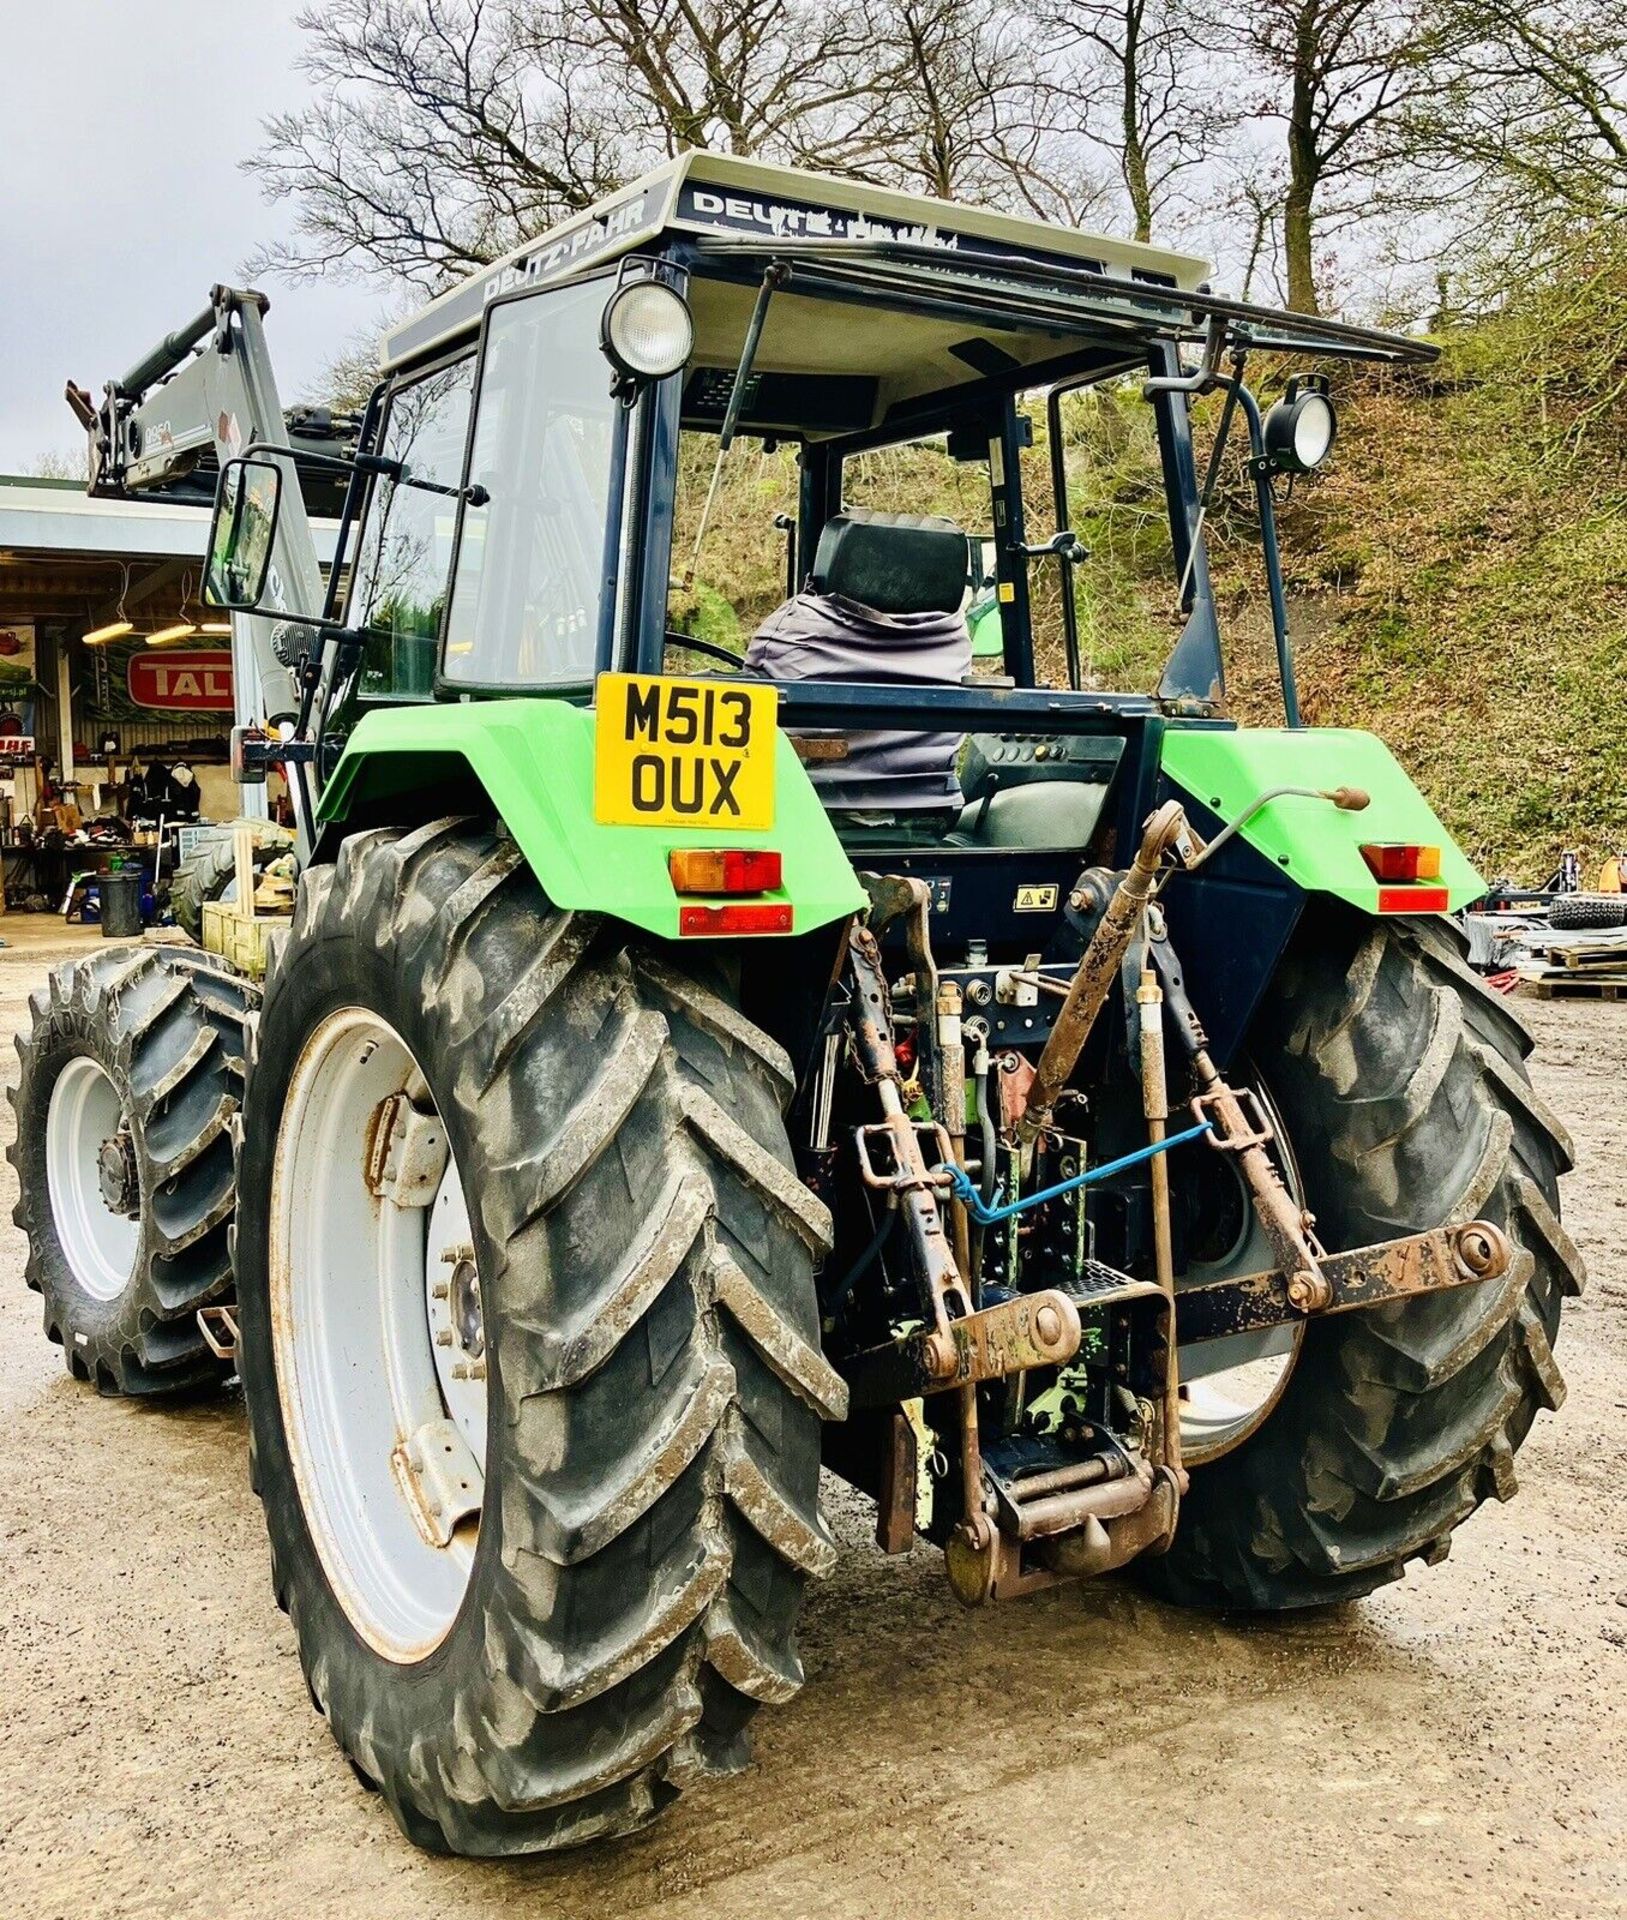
[{"x1": 940, "y1": 1119, "x2": 1214, "y2": 1228}]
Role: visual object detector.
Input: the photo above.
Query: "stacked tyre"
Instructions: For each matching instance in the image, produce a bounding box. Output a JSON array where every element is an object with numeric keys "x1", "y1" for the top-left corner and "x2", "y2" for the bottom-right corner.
[{"x1": 170, "y1": 819, "x2": 295, "y2": 944}]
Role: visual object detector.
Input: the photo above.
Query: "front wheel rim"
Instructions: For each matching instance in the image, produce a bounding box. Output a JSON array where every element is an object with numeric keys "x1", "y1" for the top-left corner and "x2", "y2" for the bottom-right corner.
[
  {"x1": 271, "y1": 1007, "x2": 484, "y2": 1663},
  {"x1": 45, "y1": 1056, "x2": 140, "y2": 1302}
]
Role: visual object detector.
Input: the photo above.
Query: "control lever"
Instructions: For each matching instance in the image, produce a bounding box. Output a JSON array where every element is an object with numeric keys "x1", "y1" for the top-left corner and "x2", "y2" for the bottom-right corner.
[
  {"x1": 1185, "y1": 783, "x2": 1370, "y2": 872},
  {"x1": 1010, "y1": 529, "x2": 1088, "y2": 562}
]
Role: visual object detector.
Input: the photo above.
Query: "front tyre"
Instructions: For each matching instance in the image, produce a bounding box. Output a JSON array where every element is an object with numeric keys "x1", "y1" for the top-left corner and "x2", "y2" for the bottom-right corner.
[
  {"x1": 8, "y1": 947, "x2": 252, "y2": 1395},
  {"x1": 1149, "y1": 911, "x2": 1583, "y2": 1609},
  {"x1": 234, "y1": 821, "x2": 846, "y2": 1855}
]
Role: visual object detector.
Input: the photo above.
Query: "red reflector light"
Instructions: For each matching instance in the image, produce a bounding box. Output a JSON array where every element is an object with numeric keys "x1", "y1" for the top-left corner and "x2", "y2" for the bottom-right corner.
[
  {"x1": 1377, "y1": 885, "x2": 1450, "y2": 914},
  {"x1": 1361, "y1": 842, "x2": 1442, "y2": 882},
  {"x1": 678, "y1": 902, "x2": 794, "y2": 936},
  {"x1": 668, "y1": 848, "x2": 783, "y2": 895}
]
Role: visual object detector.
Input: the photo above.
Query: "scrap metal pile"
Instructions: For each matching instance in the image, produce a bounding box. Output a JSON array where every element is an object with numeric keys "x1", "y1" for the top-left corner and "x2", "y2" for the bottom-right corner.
[{"x1": 1463, "y1": 851, "x2": 1627, "y2": 999}]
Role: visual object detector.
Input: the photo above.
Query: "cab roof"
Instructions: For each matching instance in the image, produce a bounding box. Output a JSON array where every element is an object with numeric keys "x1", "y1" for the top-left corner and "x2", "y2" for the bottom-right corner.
[{"x1": 380, "y1": 150, "x2": 1213, "y2": 373}]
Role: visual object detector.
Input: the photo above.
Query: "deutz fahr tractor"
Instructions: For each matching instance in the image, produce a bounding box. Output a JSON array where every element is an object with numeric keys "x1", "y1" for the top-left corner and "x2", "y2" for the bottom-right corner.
[{"x1": 13, "y1": 153, "x2": 1579, "y2": 1856}]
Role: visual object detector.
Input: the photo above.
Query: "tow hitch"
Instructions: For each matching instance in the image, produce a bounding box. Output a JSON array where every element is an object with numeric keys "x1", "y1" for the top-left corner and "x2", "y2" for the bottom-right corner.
[{"x1": 839, "y1": 806, "x2": 1521, "y2": 1610}]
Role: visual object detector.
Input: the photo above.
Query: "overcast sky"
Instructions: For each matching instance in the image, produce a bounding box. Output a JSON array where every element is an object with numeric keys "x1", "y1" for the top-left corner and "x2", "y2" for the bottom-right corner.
[{"x1": 0, "y1": 2, "x2": 384, "y2": 472}]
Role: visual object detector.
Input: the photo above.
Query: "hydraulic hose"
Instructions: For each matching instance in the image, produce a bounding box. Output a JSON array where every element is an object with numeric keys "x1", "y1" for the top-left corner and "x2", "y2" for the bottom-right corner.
[
  {"x1": 823, "y1": 1206, "x2": 896, "y2": 1322},
  {"x1": 975, "y1": 1060, "x2": 998, "y2": 1208}
]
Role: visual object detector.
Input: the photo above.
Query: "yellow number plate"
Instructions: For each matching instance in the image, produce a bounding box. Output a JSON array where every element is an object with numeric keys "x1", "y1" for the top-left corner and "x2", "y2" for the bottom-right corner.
[{"x1": 593, "y1": 673, "x2": 777, "y2": 831}]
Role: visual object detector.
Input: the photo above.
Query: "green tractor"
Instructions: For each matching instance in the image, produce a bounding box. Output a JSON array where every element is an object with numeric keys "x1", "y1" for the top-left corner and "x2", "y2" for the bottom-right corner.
[{"x1": 14, "y1": 154, "x2": 1578, "y2": 1856}]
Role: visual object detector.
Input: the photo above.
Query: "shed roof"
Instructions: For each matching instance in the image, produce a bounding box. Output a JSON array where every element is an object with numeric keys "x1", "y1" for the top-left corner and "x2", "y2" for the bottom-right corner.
[{"x1": 0, "y1": 477, "x2": 340, "y2": 631}]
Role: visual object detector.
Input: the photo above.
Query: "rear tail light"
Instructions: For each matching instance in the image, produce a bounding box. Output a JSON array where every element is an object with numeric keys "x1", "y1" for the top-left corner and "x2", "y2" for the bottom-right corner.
[
  {"x1": 1377, "y1": 885, "x2": 1450, "y2": 914},
  {"x1": 678, "y1": 902, "x2": 793, "y2": 936},
  {"x1": 1361, "y1": 842, "x2": 1441, "y2": 882},
  {"x1": 669, "y1": 848, "x2": 783, "y2": 895}
]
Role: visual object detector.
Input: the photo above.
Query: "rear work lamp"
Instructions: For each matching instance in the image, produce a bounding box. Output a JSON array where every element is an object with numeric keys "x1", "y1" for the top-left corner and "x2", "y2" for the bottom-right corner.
[{"x1": 1264, "y1": 374, "x2": 1337, "y2": 474}]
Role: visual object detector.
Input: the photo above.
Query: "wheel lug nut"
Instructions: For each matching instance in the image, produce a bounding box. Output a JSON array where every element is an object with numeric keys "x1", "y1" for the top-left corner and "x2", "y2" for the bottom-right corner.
[
  {"x1": 431, "y1": 1281, "x2": 449, "y2": 1300},
  {"x1": 435, "y1": 1329, "x2": 454, "y2": 1347}
]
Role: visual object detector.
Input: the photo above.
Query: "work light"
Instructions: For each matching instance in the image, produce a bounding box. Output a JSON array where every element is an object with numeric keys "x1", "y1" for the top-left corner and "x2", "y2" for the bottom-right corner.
[
  {"x1": 1264, "y1": 375, "x2": 1337, "y2": 474},
  {"x1": 601, "y1": 280, "x2": 694, "y2": 382}
]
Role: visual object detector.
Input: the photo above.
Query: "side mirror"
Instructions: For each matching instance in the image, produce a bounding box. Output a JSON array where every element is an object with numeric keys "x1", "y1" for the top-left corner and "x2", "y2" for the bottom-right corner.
[{"x1": 205, "y1": 457, "x2": 283, "y2": 611}]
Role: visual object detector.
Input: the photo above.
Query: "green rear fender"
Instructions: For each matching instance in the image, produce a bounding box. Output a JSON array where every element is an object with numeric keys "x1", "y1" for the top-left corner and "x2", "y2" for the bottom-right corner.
[
  {"x1": 1161, "y1": 726, "x2": 1483, "y2": 911},
  {"x1": 317, "y1": 699, "x2": 866, "y2": 941}
]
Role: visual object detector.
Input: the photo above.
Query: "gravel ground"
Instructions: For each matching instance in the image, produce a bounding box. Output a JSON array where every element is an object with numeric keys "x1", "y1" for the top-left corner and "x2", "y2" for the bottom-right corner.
[{"x1": 0, "y1": 917, "x2": 1622, "y2": 1920}]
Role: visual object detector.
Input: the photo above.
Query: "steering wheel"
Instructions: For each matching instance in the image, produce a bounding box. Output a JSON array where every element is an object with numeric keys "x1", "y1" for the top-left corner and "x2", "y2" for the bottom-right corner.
[{"x1": 663, "y1": 629, "x2": 746, "y2": 669}]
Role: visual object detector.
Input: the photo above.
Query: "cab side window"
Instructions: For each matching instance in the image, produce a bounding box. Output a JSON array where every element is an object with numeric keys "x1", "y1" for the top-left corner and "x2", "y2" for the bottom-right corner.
[{"x1": 350, "y1": 358, "x2": 475, "y2": 699}]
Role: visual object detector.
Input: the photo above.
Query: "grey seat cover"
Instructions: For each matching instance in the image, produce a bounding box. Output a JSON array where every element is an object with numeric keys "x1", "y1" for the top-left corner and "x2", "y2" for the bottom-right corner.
[{"x1": 745, "y1": 589, "x2": 972, "y2": 812}]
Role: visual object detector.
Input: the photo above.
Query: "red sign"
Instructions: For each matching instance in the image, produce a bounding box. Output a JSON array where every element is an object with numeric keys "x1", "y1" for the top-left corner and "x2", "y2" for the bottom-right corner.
[{"x1": 126, "y1": 651, "x2": 234, "y2": 712}]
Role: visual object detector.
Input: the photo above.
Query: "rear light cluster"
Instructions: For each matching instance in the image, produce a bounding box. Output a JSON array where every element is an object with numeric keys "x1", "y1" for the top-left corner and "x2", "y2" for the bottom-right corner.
[
  {"x1": 1361, "y1": 842, "x2": 1447, "y2": 914},
  {"x1": 1360, "y1": 842, "x2": 1441, "y2": 882},
  {"x1": 668, "y1": 849, "x2": 782, "y2": 894},
  {"x1": 669, "y1": 848, "x2": 791, "y2": 936}
]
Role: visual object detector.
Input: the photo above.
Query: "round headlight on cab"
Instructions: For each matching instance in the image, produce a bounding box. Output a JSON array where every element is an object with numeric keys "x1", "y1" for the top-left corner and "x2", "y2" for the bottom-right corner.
[
  {"x1": 1264, "y1": 375, "x2": 1337, "y2": 474},
  {"x1": 600, "y1": 280, "x2": 694, "y2": 382}
]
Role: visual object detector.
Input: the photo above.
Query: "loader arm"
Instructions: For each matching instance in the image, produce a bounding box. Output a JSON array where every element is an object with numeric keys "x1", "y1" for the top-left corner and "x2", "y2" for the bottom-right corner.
[{"x1": 74, "y1": 286, "x2": 339, "y2": 843}]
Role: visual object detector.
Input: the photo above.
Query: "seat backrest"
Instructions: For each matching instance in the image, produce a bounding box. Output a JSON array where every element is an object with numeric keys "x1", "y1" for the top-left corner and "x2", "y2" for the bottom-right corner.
[{"x1": 812, "y1": 507, "x2": 968, "y2": 616}]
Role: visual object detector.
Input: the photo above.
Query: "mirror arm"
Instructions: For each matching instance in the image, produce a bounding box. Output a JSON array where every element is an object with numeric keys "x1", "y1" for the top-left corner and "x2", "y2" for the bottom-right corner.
[{"x1": 239, "y1": 440, "x2": 488, "y2": 507}]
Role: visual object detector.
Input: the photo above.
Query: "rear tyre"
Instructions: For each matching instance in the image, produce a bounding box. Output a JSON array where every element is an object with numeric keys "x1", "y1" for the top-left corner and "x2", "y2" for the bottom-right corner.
[
  {"x1": 8, "y1": 946, "x2": 253, "y2": 1395},
  {"x1": 234, "y1": 820, "x2": 845, "y2": 1855},
  {"x1": 1146, "y1": 910, "x2": 1582, "y2": 1609},
  {"x1": 172, "y1": 819, "x2": 295, "y2": 943}
]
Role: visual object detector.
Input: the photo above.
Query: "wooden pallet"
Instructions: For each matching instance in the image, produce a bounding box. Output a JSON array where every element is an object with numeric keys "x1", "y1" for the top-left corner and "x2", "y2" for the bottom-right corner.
[
  {"x1": 1517, "y1": 974, "x2": 1627, "y2": 1000},
  {"x1": 1536, "y1": 944, "x2": 1627, "y2": 972}
]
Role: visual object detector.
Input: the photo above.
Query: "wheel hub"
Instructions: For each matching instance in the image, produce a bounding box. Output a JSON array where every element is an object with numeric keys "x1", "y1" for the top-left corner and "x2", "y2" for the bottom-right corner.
[
  {"x1": 450, "y1": 1257, "x2": 484, "y2": 1358},
  {"x1": 97, "y1": 1127, "x2": 140, "y2": 1217}
]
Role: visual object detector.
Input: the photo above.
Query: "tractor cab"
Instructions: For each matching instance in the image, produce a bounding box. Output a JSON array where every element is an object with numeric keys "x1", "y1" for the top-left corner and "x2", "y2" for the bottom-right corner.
[{"x1": 233, "y1": 154, "x2": 1421, "y2": 975}]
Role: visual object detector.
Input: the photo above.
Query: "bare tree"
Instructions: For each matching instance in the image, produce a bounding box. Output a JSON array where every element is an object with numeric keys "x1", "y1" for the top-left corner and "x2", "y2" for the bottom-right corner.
[
  {"x1": 866, "y1": 0, "x2": 1102, "y2": 216},
  {"x1": 1031, "y1": 0, "x2": 1211, "y2": 241},
  {"x1": 248, "y1": 0, "x2": 630, "y2": 287},
  {"x1": 250, "y1": 0, "x2": 911, "y2": 288},
  {"x1": 26, "y1": 449, "x2": 87, "y2": 482},
  {"x1": 250, "y1": 0, "x2": 1125, "y2": 292},
  {"x1": 546, "y1": 0, "x2": 899, "y2": 171},
  {"x1": 1412, "y1": 0, "x2": 1627, "y2": 225},
  {"x1": 1236, "y1": 0, "x2": 1440, "y2": 313}
]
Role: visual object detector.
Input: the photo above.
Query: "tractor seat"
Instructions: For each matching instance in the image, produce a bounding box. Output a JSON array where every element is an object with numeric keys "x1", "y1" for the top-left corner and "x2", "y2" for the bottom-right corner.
[{"x1": 745, "y1": 508, "x2": 973, "y2": 825}]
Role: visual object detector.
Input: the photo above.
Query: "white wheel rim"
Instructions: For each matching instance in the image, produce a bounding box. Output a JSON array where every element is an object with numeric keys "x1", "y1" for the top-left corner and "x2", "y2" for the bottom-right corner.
[
  {"x1": 271, "y1": 1007, "x2": 484, "y2": 1663},
  {"x1": 45, "y1": 1056, "x2": 140, "y2": 1302},
  {"x1": 1176, "y1": 1080, "x2": 1305, "y2": 1465}
]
